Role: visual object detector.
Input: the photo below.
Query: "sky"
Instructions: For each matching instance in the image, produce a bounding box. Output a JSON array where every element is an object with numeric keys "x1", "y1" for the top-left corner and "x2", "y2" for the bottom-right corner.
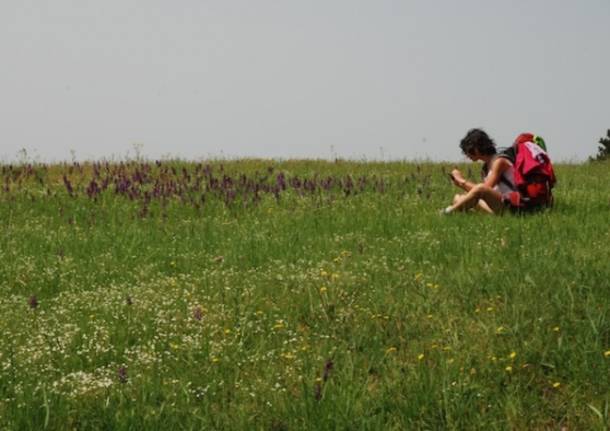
[{"x1": 1, "y1": 0, "x2": 609, "y2": 163}]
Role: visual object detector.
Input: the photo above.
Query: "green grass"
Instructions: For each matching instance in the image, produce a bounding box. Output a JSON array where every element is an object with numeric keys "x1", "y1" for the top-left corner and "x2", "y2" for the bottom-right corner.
[{"x1": 0, "y1": 159, "x2": 608, "y2": 430}]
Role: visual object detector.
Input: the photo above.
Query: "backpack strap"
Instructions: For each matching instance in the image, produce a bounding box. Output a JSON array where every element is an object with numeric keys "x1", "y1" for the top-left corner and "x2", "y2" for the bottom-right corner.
[{"x1": 497, "y1": 146, "x2": 516, "y2": 164}]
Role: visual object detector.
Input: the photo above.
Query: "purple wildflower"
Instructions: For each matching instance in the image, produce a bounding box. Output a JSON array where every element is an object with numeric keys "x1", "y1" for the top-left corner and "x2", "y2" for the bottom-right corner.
[
  {"x1": 62, "y1": 175, "x2": 73, "y2": 196},
  {"x1": 28, "y1": 295, "x2": 38, "y2": 309},
  {"x1": 323, "y1": 359, "x2": 334, "y2": 382},
  {"x1": 193, "y1": 306, "x2": 203, "y2": 321},
  {"x1": 314, "y1": 382, "x2": 322, "y2": 401},
  {"x1": 118, "y1": 366, "x2": 128, "y2": 384}
]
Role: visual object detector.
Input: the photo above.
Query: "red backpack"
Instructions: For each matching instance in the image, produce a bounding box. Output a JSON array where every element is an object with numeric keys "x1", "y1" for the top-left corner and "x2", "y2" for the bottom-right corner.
[{"x1": 505, "y1": 133, "x2": 556, "y2": 209}]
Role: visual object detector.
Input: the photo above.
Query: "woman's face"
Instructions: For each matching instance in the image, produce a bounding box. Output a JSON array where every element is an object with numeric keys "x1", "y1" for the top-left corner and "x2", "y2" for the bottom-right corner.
[{"x1": 465, "y1": 148, "x2": 482, "y2": 161}]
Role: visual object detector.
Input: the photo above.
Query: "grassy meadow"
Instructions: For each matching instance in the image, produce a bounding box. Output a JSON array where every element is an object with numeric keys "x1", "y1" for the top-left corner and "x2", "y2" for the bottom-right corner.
[{"x1": 0, "y1": 158, "x2": 609, "y2": 430}]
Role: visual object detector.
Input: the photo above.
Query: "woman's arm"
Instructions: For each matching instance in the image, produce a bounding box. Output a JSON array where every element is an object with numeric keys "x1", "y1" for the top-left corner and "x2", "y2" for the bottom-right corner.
[
  {"x1": 482, "y1": 158, "x2": 511, "y2": 189},
  {"x1": 450, "y1": 169, "x2": 474, "y2": 192}
]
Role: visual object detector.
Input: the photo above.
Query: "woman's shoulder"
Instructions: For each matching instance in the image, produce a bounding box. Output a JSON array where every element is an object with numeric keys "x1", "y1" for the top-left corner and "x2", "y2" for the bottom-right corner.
[{"x1": 491, "y1": 155, "x2": 513, "y2": 171}]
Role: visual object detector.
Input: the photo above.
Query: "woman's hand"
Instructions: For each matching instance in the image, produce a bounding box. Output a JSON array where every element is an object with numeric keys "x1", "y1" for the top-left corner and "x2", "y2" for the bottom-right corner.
[{"x1": 450, "y1": 169, "x2": 466, "y2": 188}]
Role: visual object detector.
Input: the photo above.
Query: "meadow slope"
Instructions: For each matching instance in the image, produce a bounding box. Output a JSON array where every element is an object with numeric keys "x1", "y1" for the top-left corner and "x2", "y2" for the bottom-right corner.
[{"x1": 1, "y1": 160, "x2": 608, "y2": 430}]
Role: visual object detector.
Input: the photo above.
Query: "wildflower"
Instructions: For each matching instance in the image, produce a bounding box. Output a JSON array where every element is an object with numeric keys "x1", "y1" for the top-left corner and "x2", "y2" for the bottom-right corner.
[
  {"x1": 211, "y1": 357, "x2": 220, "y2": 363},
  {"x1": 496, "y1": 326, "x2": 506, "y2": 334},
  {"x1": 385, "y1": 347, "x2": 397, "y2": 354},
  {"x1": 320, "y1": 270, "x2": 328, "y2": 277},
  {"x1": 224, "y1": 328, "x2": 232, "y2": 335},
  {"x1": 273, "y1": 320, "x2": 285, "y2": 330},
  {"x1": 418, "y1": 353, "x2": 425, "y2": 361},
  {"x1": 27, "y1": 295, "x2": 38, "y2": 309},
  {"x1": 320, "y1": 286, "x2": 327, "y2": 294},
  {"x1": 552, "y1": 382, "x2": 561, "y2": 389},
  {"x1": 505, "y1": 366, "x2": 512, "y2": 373},
  {"x1": 604, "y1": 350, "x2": 610, "y2": 358},
  {"x1": 117, "y1": 366, "x2": 128, "y2": 384},
  {"x1": 323, "y1": 359, "x2": 334, "y2": 382},
  {"x1": 509, "y1": 351, "x2": 517, "y2": 360},
  {"x1": 553, "y1": 326, "x2": 560, "y2": 332},
  {"x1": 314, "y1": 382, "x2": 322, "y2": 401}
]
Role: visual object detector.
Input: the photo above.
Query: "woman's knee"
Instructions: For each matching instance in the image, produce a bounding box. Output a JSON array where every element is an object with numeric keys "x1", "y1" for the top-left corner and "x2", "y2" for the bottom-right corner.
[{"x1": 471, "y1": 183, "x2": 491, "y2": 198}]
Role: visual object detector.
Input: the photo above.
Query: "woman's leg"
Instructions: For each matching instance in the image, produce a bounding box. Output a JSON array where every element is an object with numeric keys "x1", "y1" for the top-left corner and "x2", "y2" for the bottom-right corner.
[{"x1": 450, "y1": 184, "x2": 504, "y2": 214}]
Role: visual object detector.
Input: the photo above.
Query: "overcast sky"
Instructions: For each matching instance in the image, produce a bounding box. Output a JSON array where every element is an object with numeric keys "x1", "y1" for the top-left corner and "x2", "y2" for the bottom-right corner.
[{"x1": 1, "y1": 1, "x2": 609, "y2": 163}]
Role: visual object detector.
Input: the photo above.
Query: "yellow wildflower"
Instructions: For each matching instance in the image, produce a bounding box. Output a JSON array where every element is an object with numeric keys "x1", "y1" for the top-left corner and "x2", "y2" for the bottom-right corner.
[
  {"x1": 509, "y1": 351, "x2": 517, "y2": 360},
  {"x1": 385, "y1": 347, "x2": 397, "y2": 354},
  {"x1": 418, "y1": 353, "x2": 425, "y2": 361},
  {"x1": 552, "y1": 382, "x2": 561, "y2": 389},
  {"x1": 604, "y1": 350, "x2": 610, "y2": 358},
  {"x1": 319, "y1": 286, "x2": 327, "y2": 294},
  {"x1": 505, "y1": 366, "x2": 512, "y2": 373}
]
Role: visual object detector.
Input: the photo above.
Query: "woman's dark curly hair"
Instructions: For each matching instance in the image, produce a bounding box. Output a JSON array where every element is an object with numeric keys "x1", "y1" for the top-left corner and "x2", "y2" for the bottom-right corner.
[{"x1": 459, "y1": 128, "x2": 497, "y2": 156}]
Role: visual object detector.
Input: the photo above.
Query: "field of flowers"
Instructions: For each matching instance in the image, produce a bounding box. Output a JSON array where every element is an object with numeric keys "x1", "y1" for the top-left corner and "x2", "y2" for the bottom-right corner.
[{"x1": 1, "y1": 159, "x2": 609, "y2": 430}]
